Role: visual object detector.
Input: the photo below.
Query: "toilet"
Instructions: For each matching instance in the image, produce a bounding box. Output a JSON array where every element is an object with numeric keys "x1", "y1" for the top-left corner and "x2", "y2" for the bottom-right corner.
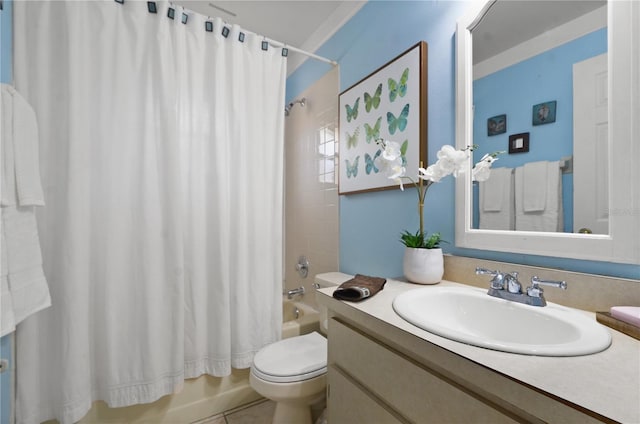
[{"x1": 250, "y1": 272, "x2": 347, "y2": 424}]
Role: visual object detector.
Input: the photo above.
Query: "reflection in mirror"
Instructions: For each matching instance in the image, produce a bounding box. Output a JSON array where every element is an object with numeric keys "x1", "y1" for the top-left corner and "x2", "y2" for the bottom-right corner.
[
  {"x1": 455, "y1": 0, "x2": 639, "y2": 265},
  {"x1": 470, "y1": 1, "x2": 607, "y2": 234}
]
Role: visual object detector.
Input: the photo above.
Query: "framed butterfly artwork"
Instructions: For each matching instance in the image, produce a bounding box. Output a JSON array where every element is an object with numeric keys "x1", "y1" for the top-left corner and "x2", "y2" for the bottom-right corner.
[{"x1": 338, "y1": 41, "x2": 428, "y2": 194}]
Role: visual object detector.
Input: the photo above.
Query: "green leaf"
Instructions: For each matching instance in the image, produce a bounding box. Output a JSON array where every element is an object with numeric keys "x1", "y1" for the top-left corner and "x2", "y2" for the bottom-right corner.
[
  {"x1": 399, "y1": 230, "x2": 444, "y2": 249},
  {"x1": 423, "y1": 232, "x2": 442, "y2": 249},
  {"x1": 399, "y1": 229, "x2": 424, "y2": 248}
]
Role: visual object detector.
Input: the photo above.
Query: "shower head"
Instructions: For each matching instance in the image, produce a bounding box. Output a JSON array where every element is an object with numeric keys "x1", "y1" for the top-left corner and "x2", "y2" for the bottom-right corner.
[{"x1": 284, "y1": 98, "x2": 306, "y2": 117}]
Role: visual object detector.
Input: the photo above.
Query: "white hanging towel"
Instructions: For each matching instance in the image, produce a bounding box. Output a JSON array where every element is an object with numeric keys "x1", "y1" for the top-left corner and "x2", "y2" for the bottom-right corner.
[
  {"x1": 522, "y1": 161, "x2": 548, "y2": 212},
  {"x1": 479, "y1": 167, "x2": 515, "y2": 230},
  {"x1": 0, "y1": 267, "x2": 15, "y2": 337},
  {"x1": 515, "y1": 161, "x2": 563, "y2": 232},
  {"x1": 1, "y1": 84, "x2": 45, "y2": 207},
  {"x1": 1, "y1": 84, "x2": 51, "y2": 337}
]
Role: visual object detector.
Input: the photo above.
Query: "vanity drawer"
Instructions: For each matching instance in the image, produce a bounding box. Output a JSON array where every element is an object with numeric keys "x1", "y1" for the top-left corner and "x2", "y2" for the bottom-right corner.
[
  {"x1": 328, "y1": 365, "x2": 405, "y2": 424},
  {"x1": 328, "y1": 318, "x2": 517, "y2": 424}
]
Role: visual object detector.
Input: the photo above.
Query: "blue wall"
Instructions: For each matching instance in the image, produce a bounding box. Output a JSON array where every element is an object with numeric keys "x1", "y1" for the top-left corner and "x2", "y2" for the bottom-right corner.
[
  {"x1": 286, "y1": 1, "x2": 639, "y2": 280},
  {"x1": 1, "y1": 1, "x2": 12, "y2": 423},
  {"x1": 1, "y1": 0, "x2": 10, "y2": 84},
  {"x1": 472, "y1": 28, "x2": 608, "y2": 233}
]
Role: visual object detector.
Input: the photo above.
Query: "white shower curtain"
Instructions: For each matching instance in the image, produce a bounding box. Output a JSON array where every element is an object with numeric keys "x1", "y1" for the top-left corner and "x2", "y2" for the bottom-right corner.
[{"x1": 13, "y1": 2, "x2": 285, "y2": 423}]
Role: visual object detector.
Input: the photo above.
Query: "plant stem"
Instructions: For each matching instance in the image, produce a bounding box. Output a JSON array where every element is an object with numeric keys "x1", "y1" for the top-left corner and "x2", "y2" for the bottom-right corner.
[
  {"x1": 401, "y1": 161, "x2": 432, "y2": 239},
  {"x1": 418, "y1": 165, "x2": 424, "y2": 236}
]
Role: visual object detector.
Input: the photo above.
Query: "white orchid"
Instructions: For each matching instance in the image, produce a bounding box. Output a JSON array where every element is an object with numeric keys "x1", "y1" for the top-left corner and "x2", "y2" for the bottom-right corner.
[
  {"x1": 373, "y1": 140, "x2": 407, "y2": 189},
  {"x1": 415, "y1": 145, "x2": 475, "y2": 183},
  {"x1": 374, "y1": 138, "x2": 502, "y2": 248},
  {"x1": 388, "y1": 163, "x2": 407, "y2": 190},
  {"x1": 376, "y1": 139, "x2": 486, "y2": 188},
  {"x1": 472, "y1": 153, "x2": 498, "y2": 182},
  {"x1": 418, "y1": 164, "x2": 444, "y2": 182},
  {"x1": 381, "y1": 140, "x2": 402, "y2": 161}
]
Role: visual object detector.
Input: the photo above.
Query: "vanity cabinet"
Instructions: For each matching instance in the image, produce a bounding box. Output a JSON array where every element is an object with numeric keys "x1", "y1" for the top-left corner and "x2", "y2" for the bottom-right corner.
[
  {"x1": 327, "y1": 318, "x2": 516, "y2": 423},
  {"x1": 328, "y1": 366, "x2": 404, "y2": 424},
  {"x1": 326, "y1": 316, "x2": 604, "y2": 423}
]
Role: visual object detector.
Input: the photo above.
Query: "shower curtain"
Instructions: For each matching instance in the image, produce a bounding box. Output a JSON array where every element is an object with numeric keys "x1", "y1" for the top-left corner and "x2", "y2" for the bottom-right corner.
[{"x1": 13, "y1": 2, "x2": 285, "y2": 423}]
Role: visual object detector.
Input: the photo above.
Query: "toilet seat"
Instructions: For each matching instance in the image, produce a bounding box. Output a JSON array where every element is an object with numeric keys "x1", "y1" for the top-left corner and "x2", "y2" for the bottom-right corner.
[{"x1": 252, "y1": 332, "x2": 327, "y2": 383}]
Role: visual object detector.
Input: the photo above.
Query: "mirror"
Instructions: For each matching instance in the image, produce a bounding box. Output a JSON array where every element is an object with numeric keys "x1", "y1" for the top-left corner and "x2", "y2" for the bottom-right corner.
[
  {"x1": 471, "y1": 1, "x2": 607, "y2": 234},
  {"x1": 455, "y1": 0, "x2": 640, "y2": 264}
]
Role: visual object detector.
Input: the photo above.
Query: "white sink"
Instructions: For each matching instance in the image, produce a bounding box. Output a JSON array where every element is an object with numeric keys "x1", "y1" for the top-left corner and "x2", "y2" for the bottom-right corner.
[{"x1": 392, "y1": 286, "x2": 611, "y2": 356}]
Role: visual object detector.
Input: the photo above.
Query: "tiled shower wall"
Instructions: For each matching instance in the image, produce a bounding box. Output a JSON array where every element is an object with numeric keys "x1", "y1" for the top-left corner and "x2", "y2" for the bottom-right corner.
[{"x1": 284, "y1": 67, "x2": 339, "y2": 308}]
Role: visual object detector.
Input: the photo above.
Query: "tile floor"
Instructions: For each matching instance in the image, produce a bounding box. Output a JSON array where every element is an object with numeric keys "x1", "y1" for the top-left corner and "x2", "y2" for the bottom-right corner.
[
  {"x1": 193, "y1": 398, "x2": 326, "y2": 424},
  {"x1": 192, "y1": 399, "x2": 276, "y2": 424}
]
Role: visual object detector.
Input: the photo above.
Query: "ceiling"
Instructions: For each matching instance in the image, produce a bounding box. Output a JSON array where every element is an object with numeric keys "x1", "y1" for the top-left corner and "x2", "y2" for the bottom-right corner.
[
  {"x1": 173, "y1": 0, "x2": 365, "y2": 74},
  {"x1": 473, "y1": 1, "x2": 606, "y2": 63},
  {"x1": 172, "y1": 1, "x2": 606, "y2": 73}
]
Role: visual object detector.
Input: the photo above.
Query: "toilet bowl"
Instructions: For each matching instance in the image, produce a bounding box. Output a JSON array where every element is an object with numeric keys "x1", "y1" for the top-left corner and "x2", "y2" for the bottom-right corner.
[
  {"x1": 249, "y1": 272, "x2": 349, "y2": 424},
  {"x1": 250, "y1": 332, "x2": 327, "y2": 423}
]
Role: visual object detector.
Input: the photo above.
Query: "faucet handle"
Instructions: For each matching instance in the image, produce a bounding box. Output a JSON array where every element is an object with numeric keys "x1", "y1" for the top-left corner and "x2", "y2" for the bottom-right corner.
[
  {"x1": 476, "y1": 267, "x2": 505, "y2": 290},
  {"x1": 526, "y1": 276, "x2": 567, "y2": 298},
  {"x1": 475, "y1": 267, "x2": 498, "y2": 275},
  {"x1": 296, "y1": 256, "x2": 310, "y2": 278}
]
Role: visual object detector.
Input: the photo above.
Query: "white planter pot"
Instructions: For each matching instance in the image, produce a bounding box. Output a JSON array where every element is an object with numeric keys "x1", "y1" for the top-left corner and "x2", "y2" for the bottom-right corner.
[{"x1": 403, "y1": 247, "x2": 444, "y2": 285}]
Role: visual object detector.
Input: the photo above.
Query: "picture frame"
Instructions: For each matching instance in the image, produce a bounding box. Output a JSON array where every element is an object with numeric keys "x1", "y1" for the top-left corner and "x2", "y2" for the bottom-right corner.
[
  {"x1": 532, "y1": 100, "x2": 557, "y2": 125},
  {"x1": 508, "y1": 132, "x2": 530, "y2": 154},
  {"x1": 338, "y1": 41, "x2": 428, "y2": 194},
  {"x1": 487, "y1": 114, "x2": 507, "y2": 136}
]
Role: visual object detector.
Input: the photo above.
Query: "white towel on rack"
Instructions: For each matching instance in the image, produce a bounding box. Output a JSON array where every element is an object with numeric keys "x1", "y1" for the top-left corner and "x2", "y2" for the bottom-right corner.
[
  {"x1": 0, "y1": 207, "x2": 51, "y2": 338},
  {"x1": 0, "y1": 276, "x2": 16, "y2": 337},
  {"x1": 482, "y1": 167, "x2": 511, "y2": 212},
  {"x1": 523, "y1": 161, "x2": 548, "y2": 212},
  {"x1": 1, "y1": 83, "x2": 45, "y2": 207},
  {"x1": 479, "y1": 167, "x2": 514, "y2": 230},
  {"x1": 0, "y1": 84, "x2": 51, "y2": 336},
  {"x1": 515, "y1": 161, "x2": 563, "y2": 232}
]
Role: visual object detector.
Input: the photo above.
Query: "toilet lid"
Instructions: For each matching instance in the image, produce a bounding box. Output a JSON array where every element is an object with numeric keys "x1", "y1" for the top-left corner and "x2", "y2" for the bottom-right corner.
[{"x1": 252, "y1": 332, "x2": 327, "y2": 383}]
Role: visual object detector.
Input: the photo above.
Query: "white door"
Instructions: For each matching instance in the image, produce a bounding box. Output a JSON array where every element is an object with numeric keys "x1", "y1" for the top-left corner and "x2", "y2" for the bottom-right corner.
[{"x1": 573, "y1": 53, "x2": 608, "y2": 234}]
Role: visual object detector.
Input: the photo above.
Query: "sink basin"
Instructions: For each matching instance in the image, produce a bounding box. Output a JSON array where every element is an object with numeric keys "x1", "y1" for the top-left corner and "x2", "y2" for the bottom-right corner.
[{"x1": 392, "y1": 286, "x2": 611, "y2": 356}]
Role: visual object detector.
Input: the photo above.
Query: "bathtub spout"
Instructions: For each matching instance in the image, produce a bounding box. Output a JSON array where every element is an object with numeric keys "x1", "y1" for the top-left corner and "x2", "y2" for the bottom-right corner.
[{"x1": 285, "y1": 286, "x2": 305, "y2": 299}]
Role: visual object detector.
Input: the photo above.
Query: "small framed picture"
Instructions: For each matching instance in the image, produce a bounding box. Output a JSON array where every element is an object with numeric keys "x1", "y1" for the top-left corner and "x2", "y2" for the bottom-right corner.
[
  {"x1": 508, "y1": 132, "x2": 529, "y2": 154},
  {"x1": 532, "y1": 101, "x2": 557, "y2": 125},
  {"x1": 487, "y1": 114, "x2": 506, "y2": 136}
]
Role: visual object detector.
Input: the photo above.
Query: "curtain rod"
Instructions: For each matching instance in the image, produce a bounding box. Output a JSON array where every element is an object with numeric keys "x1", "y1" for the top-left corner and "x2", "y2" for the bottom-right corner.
[
  {"x1": 264, "y1": 37, "x2": 337, "y2": 66},
  {"x1": 168, "y1": 1, "x2": 337, "y2": 66},
  {"x1": 112, "y1": 0, "x2": 338, "y2": 66}
]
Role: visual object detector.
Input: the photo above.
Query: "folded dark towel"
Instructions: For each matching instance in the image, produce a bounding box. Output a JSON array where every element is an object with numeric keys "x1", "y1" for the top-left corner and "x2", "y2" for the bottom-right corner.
[{"x1": 333, "y1": 274, "x2": 387, "y2": 302}]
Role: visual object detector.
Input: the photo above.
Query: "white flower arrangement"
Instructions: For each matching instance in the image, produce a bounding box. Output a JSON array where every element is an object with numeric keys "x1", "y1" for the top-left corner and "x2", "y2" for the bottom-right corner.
[{"x1": 374, "y1": 139, "x2": 501, "y2": 248}]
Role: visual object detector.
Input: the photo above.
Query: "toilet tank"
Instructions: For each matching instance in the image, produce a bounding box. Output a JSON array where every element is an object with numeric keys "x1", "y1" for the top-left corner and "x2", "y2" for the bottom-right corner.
[{"x1": 314, "y1": 272, "x2": 352, "y2": 334}]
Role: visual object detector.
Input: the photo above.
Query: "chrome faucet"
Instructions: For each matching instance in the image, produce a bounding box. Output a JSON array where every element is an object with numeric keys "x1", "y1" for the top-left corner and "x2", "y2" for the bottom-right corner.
[
  {"x1": 284, "y1": 286, "x2": 305, "y2": 299},
  {"x1": 525, "y1": 276, "x2": 568, "y2": 306},
  {"x1": 475, "y1": 267, "x2": 567, "y2": 307}
]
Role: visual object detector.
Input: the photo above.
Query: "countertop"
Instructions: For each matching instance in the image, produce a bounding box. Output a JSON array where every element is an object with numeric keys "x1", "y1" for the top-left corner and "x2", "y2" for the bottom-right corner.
[{"x1": 316, "y1": 273, "x2": 640, "y2": 423}]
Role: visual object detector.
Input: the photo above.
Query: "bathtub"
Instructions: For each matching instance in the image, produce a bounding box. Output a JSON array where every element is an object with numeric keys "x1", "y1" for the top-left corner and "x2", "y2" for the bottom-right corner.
[
  {"x1": 282, "y1": 297, "x2": 320, "y2": 338},
  {"x1": 80, "y1": 299, "x2": 319, "y2": 423}
]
